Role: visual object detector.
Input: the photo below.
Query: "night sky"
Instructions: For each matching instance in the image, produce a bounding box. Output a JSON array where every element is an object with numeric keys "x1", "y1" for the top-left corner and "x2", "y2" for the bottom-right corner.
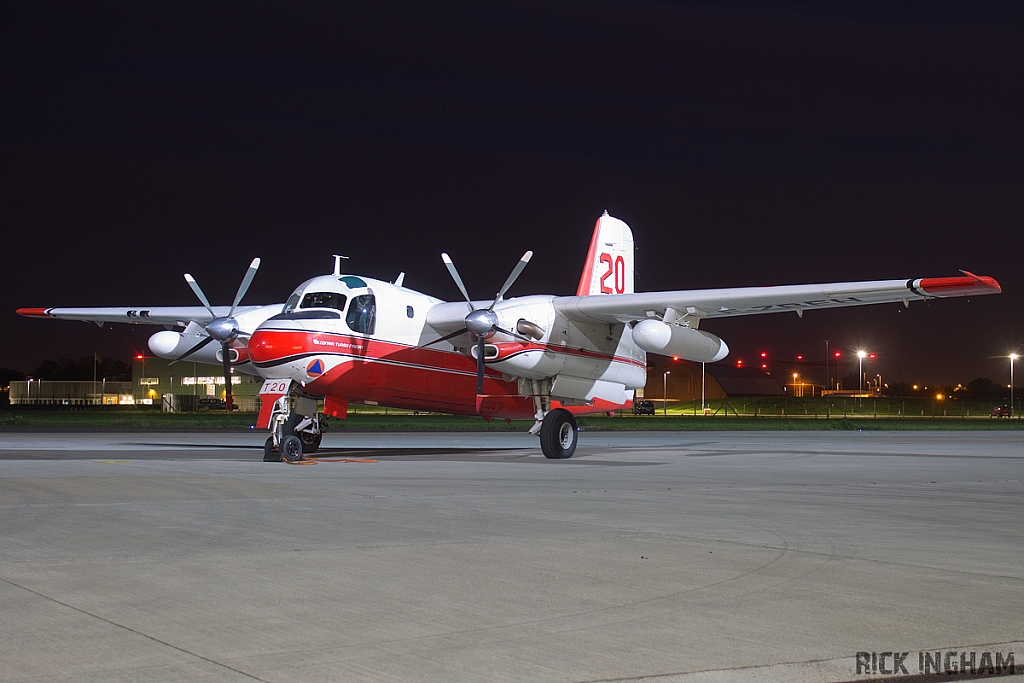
[{"x1": 3, "y1": 2, "x2": 1022, "y2": 386}]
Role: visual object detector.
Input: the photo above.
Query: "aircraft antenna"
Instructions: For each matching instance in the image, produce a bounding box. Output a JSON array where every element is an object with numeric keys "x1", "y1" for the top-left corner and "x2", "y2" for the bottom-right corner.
[{"x1": 333, "y1": 254, "x2": 349, "y2": 276}]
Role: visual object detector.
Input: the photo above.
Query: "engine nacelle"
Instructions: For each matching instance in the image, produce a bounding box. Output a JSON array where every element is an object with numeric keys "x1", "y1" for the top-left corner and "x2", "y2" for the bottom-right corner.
[{"x1": 630, "y1": 320, "x2": 729, "y2": 363}]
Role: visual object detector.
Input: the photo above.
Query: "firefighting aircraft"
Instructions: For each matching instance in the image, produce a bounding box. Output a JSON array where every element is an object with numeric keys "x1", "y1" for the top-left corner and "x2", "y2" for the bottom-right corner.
[{"x1": 18, "y1": 212, "x2": 1001, "y2": 461}]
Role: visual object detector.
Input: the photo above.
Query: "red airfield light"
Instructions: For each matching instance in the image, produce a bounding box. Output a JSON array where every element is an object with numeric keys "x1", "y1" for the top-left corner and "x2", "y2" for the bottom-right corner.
[
  {"x1": 136, "y1": 355, "x2": 145, "y2": 359},
  {"x1": 869, "y1": 354, "x2": 877, "y2": 360},
  {"x1": 736, "y1": 359, "x2": 744, "y2": 367},
  {"x1": 796, "y1": 355, "x2": 803, "y2": 361},
  {"x1": 672, "y1": 356, "x2": 679, "y2": 362},
  {"x1": 834, "y1": 351, "x2": 842, "y2": 358},
  {"x1": 760, "y1": 351, "x2": 768, "y2": 358},
  {"x1": 761, "y1": 363, "x2": 768, "y2": 369}
]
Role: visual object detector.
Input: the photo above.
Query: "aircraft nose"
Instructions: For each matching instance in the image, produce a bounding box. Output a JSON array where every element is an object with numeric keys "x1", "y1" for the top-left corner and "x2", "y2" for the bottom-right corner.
[{"x1": 247, "y1": 328, "x2": 282, "y2": 364}]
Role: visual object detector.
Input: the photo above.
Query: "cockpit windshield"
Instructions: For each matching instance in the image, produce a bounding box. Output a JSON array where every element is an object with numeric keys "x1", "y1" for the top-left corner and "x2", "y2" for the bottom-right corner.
[{"x1": 299, "y1": 292, "x2": 348, "y2": 311}]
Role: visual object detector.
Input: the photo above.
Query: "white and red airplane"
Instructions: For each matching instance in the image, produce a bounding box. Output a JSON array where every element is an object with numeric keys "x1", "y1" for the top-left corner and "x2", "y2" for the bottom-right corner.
[{"x1": 18, "y1": 212, "x2": 1001, "y2": 460}]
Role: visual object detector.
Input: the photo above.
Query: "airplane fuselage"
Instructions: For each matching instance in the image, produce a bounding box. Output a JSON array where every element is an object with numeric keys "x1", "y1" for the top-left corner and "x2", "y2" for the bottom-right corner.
[{"x1": 247, "y1": 274, "x2": 645, "y2": 419}]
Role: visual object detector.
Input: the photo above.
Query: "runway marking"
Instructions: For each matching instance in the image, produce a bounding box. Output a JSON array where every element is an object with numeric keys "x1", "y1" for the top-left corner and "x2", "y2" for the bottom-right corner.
[{"x1": 94, "y1": 459, "x2": 132, "y2": 464}]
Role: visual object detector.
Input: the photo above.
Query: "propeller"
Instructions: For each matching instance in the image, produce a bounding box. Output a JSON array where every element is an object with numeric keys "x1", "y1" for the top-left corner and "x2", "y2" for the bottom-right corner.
[
  {"x1": 173, "y1": 258, "x2": 261, "y2": 411},
  {"x1": 428, "y1": 251, "x2": 534, "y2": 401}
]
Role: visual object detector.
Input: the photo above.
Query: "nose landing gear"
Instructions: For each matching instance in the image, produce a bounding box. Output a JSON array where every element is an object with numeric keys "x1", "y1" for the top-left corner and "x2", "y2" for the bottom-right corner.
[{"x1": 262, "y1": 389, "x2": 327, "y2": 462}]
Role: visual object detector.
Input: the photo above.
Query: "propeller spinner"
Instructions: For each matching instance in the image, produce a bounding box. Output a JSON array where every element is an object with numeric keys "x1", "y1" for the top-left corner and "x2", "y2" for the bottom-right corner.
[{"x1": 172, "y1": 258, "x2": 261, "y2": 410}]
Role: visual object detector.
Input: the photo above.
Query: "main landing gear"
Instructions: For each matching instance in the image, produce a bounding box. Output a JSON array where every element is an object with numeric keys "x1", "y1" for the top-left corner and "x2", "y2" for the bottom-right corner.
[
  {"x1": 263, "y1": 394, "x2": 327, "y2": 462},
  {"x1": 526, "y1": 378, "x2": 578, "y2": 459}
]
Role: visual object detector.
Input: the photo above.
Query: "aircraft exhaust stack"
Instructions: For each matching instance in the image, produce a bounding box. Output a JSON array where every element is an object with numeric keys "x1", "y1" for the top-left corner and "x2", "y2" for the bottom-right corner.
[{"x1": 631, "y1": 319, "x2": 729, "y2": 363}]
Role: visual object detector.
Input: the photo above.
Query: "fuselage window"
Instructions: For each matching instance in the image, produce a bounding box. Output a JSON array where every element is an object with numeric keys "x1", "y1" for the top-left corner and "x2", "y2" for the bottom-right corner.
[
  {"x1": 300, "y1": 292, "x2": 347, "y2": 311},
  {"x1": 346, "y1": 294, "x2": 376, "y2": 335},
  {"x1": 406, "y1": 305, "x2": 414, "y2": 318}
]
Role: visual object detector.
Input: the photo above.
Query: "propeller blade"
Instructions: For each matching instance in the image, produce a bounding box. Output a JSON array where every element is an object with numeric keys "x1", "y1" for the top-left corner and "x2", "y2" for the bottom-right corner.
[
  {"x1": 476, "y1": 337, "x2": 486, "y2": 396},
  {"x1": 228, "y1": 257, "x2": 261, "y2": 317},
  {"x1": 168, "y1": 335, "x2": 215, "y2": 365},
  {"x1": 222, "y1": 341, "x2": 234, "y2": 411},
  {"x1": 184, "y1": 273, "x2": 216, "y2": 319},
  {"x1": 419, "y1": 327, "x2": 469, "y2": 348},
  {"x1": 441, "y1": 253, "x2": 474, "y2": 313},
  {"x1": 490, "y1": 251, "x2": 533, "y2": 310}
]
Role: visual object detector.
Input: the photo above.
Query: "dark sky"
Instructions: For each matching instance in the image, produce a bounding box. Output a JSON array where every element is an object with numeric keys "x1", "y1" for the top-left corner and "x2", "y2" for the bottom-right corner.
[{"x1": 2, "y1": 2, "x2": 1022, "y2": 385}]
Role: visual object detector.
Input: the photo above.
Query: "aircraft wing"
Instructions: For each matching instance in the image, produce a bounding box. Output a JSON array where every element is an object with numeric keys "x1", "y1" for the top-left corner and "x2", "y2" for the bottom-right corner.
[
  {"x1": 552, "y1": 273, "x2": 1001, "y2": 325},
  {"x1": 16, "y1": 305, "x2": 269, "y2": 327}
]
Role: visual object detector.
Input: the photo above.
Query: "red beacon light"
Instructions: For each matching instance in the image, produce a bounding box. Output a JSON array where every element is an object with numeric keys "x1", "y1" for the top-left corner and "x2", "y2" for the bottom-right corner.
[
  {"x1": 760, "y1": 351, "x2": 768, "y2": 358},
  {"x1": 869, "y1": 354, "x2": 877, "y2": 360},
  {"x1": 796, "y1": 355, "x2": 803, "y2": 361},
  {"x1": 834, "y1": 351, "x2": 842, "y2": 358}
]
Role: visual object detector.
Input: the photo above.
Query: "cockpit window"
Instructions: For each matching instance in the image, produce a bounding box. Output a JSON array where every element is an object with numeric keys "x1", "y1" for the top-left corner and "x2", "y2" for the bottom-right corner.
[
  {"x1": 346, "y1": 294, "x2": 376, "y2": 335},
  {"x1": 284, "y1": 292, "x2": 301, "y2": 313},
  {"x1": 338, "y1": 276, "x2": 367, "y2": 289},
  {"x1": 300, "y1": 292, "x2": 347, "y2": 311}
]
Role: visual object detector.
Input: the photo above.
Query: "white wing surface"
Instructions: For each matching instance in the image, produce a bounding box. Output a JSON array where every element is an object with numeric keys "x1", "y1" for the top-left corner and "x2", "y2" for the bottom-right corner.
[
  {"x1": 553, "y1": 273, "x2": 1001, "y2": 325},
  {"x1": 17, "y1": 305, "x2": 276, "y2": 328}
]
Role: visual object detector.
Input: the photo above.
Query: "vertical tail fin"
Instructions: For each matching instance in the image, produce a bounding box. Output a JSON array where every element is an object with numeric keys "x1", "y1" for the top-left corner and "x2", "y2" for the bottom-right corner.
[{"x1": 576, "y1": 211, "x2": 635, "y2": 296}]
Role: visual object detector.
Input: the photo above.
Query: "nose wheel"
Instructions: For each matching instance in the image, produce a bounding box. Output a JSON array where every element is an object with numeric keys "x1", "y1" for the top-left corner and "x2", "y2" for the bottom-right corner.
[{"x1": 280, "y1": 435, "x2": 303, "y2": 462}]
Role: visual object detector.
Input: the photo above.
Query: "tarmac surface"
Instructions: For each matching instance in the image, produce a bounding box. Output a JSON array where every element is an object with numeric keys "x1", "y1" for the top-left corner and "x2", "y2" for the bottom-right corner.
[{"x1": 1, "y1": 428, "x2": 1022, "y2": 682}]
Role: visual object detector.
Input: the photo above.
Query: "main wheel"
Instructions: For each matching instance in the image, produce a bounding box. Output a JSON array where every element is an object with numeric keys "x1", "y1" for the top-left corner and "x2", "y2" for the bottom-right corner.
[
  {"x1": 263, "y1": 436, "x2": 281, "y2": 462},
  {"x1": 284, "y1": 413, "x2": 322, "y2": 453},
  {"x1": 280, "y1": 435, "x2": 303, "y2": 462},
  {"x1": 540, "y1": 408, "x2": 578, "y2": 459},
  {"x1": 299, "y1": 429, "x2": 322, "y2": 453}
]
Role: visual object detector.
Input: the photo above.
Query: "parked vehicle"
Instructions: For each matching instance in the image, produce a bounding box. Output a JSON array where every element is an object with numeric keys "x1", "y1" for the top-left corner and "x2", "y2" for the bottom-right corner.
[
  {"x1": 198, "y1": 397, "x2": 238, "y2": 411},
  {"x1": 989, "y1": 405, "x2": 1013, "y2": 418},
  {"x1": 632, "y1": 399, "x2": 656, "y2": 416}
]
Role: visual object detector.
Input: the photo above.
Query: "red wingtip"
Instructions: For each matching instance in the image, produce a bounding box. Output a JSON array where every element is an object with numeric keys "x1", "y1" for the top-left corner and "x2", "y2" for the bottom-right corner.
[
  {"x1": 16, "y1": 308, "x2": 52, "y2": 318},
  {"x1": 917, "y1": 275, "x2": 1001, "y2": 297}
]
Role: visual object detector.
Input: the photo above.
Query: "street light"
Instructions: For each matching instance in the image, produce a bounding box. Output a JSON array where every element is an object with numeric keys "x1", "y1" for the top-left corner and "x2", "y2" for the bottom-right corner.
[
  {"x1": 1007, "y1": 356, "x2": 1015, "y2": 419},
  {"x1": 663, "y1": 371, "x2": 671, "y2": 416},
  {"x1": 793, "y1": 372, "x2": 799, "y2": 397}
]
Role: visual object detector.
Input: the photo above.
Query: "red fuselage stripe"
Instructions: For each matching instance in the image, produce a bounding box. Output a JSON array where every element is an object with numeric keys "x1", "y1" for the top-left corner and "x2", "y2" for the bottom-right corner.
[{"x1": 248, "y1": 327, "x2": 636, "y2": 419}]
